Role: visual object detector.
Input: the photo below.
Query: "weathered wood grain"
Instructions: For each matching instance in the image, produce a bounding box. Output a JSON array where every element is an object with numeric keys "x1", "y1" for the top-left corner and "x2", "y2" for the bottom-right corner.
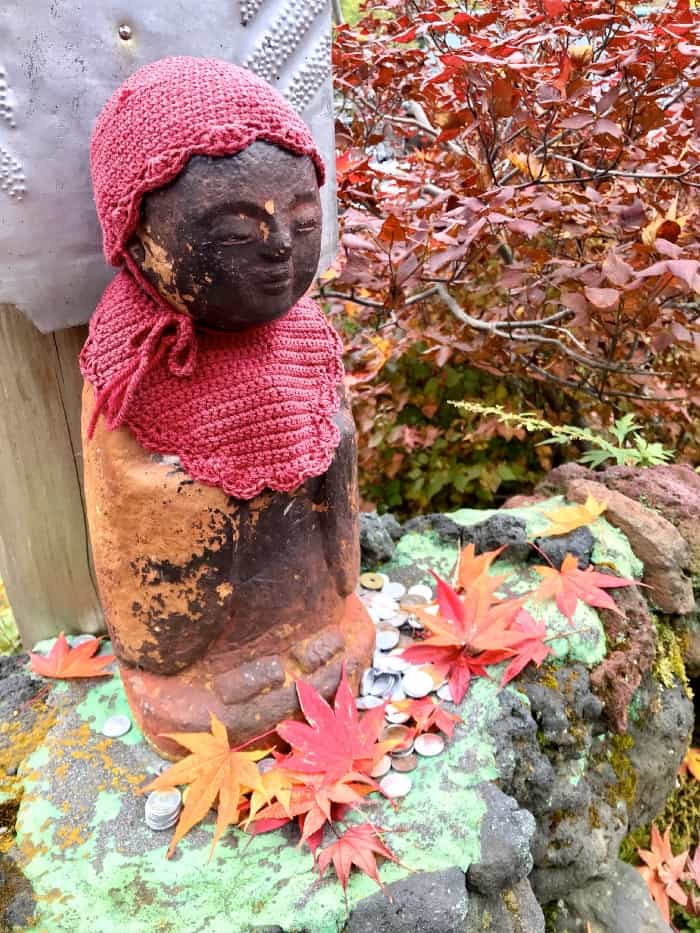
[{"x1": 0, "y1": 304, "x2": 103, "y2": 646}]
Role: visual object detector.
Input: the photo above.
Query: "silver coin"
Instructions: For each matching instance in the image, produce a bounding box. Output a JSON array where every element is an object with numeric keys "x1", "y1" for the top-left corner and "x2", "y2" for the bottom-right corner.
[
  {"x1": 361, "y1": 668, "x2": 376, "y2": 696},
  {"x1": 384, "y1": 581, "x2": 407, "y2": 600},
  {"x1": 380, "y1": 772, "x2": 412, "y2": 799},
  {"x1": 414, "y1": 733, "x2": 446, "y2": 757},
  {"x1": 371, "y1": 597, "x2": 400, "y2": 621},
  {"x1": 385, "y1": 655, "x2": 410, "y2": 674},
  {"x1": 390, "y1": 741, "x2": 415, "y2": 758},
  {"x1": 356, "y1": 695, "x2": 384, "y2": 711},
  {"x1": 390, "y1": 683, "x2": 406, "y2": 702},
  {"x1": 377, "y1": 572, "x2": 390, "y2": 585},
  {"x1": 371, "y1": 672, "x2": 400, "y2": 699},
  {"x1": 373, "y1": 650, "x2": 392, "y2": 672},
  {"x1": 145, "y1": 788, "x2": 182, "y2": 831},
  {"x1": 368, "y1": 607, "x2": 384, "y2": 625},
  {"x1": 407, "y1": 583, "x2": 433, "y2": 601},
  {"x1": 375, "y1": 628, "x2": 400, "y2": 652},
  {"x1": 402, "y1": 669, "x2": 434, "y2": 699},
  {"x1": 407, "y1": 614, "x2": 425, "y2": 630},
  {"x1": 370, "y1": 755, "x2": 392, "y2": 778},
  {"x1": 385, "y1": 706, "x2": 411, "y2": 725},
  {"x1": 101, "y1": 714, "x2": 132, "y2": 738},
  {"x1": 437, "y1": 683, "x2": 454, "y2": 702},
  {"x1": 71, "y1": 634, "x2": 98, "y2": 647},
  {"x1": 384, "y1": 612, "x2": 407, "y2": 629},
  {"x1": 258, "y1": 757, "x2": 276, "y2": 774}
]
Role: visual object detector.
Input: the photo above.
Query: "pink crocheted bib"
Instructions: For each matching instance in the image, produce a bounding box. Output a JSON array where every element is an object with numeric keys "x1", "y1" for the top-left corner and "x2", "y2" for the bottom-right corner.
[{"x1": 80, "y1": 271, "x2": 345, "y2": 499}]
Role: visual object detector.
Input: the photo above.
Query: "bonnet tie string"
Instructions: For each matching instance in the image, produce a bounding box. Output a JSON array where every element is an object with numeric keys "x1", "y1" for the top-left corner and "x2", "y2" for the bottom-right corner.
[{"x1": 87, "y1": 311, "x2": 197, "y2": 439}]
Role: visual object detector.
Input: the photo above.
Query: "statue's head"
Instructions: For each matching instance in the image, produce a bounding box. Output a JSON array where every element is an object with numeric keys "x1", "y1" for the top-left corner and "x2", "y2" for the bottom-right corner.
[{"x1": 91, "y1": 57, "x2": 325, "y2": 330}]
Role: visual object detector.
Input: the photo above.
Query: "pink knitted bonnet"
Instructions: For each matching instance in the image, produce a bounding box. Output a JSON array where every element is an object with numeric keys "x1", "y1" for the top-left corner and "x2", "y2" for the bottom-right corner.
[{"x1": 81, "y1": 57, "x2": 345, "y2": 500}]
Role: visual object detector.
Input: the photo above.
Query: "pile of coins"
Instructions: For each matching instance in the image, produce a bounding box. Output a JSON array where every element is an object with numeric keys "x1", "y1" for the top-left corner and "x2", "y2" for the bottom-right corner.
[
  {"x1": 144, "y1": 789, "x2": 183, "y2": 832},
  {"x1": 357, "y1": 572, "x2": 453, "y2": 799}
]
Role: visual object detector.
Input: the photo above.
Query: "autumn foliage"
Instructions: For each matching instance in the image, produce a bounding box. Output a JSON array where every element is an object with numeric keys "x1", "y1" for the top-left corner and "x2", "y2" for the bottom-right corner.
[{"x1": 326, "y1": 0, "x2": 700, "y2": 513}]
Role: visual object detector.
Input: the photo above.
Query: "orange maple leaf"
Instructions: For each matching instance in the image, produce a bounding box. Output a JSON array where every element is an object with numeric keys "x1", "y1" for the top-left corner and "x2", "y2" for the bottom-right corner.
[
  {"x1": 316, "y1": 822, "x2": 400, "y2": 894},
  {"x1": 139, "y1": 712, "x2": 268, "y2": 859},
  {"x1": 392, "y1": 697, "x2": 462, "y2": 738},
  {"x1": 29, "y1": 632, "x2": 115, "y2": 679},
  {"x1": 637, "y1": 824, "x2": 689, "y2": 924},
  {"x1": 532, "y1": 553, "x2": 635, "y2": 623},
  {"x1": 457, "y1": 544, "x2": 506, "y2": 590}
]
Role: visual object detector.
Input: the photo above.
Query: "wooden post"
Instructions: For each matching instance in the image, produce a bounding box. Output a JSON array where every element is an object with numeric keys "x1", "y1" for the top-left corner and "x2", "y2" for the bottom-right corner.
[{"x1": 0, "y1": 305, "x2": 103, "y2": 647}]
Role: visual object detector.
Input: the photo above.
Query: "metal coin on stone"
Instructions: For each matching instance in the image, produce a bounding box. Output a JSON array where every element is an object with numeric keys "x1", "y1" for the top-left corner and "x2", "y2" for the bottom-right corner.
[
  {"x1": 371, "y1": 672, "x2": 400, "y2": 699},
  {"x1": 145, "y1": 788, "x2": 182, "y2": 831},
  {"x1": 399, "y1": 595, "x2": 428, "y2": 615},
  {"x1": 383, "y1": 580, "x2": 407, "y2": 600},
  {"x1": 101, "y1": 714, "x2": 132, "y2": 738},
  {"x1": 370, "y1": 755, "x2": 392, "y2": 779},
  {"x1": 391, "y1": 753, "x2": 418, "y2": 773},
  {"x1": 71, "y1": 634, "x2": 98, "y2": 647},
  {"x1": 385, "y1": 653, "x2": 410, "y2": 674},
  {"x1": 382, "y1": 724, "x2": 414, "y2": 753},
  {"x1": 406, "y1": 614, "x2": 425, "y2": 631},
  {"x1": 390, "y1": 683, "x2": 406, "y2": 703},
  {"x1": 384, "y1": 612, "x2": 408, "y2": 629},
  {"x1": 385, "y1": 704, "x2": 411, "y2": 725},
  {"x1": 437, "y1": 683, "x2": 455, "y2": 702},
  {"x1": 361, "y1": 668, "x2": 376, "y2": 696},
  {"x1": 360, "y1": 572, "x2": 385, "y2": 591},
  {"x1": 414, "y1": 733, "x2": 446, "y2": 757},
  {"x1": 380, "y1": 771, "x2": 412, "y2": 799},
  {"x1": 375, "y1": 626, "x2": 400, "y2": 652},
  {"x1": 373, "y1": 650, "x2": 392, "y2": 672},
  {"x1": 402, "y1": 669, "x2": 434, "y2": 699},
  {"x1": 356, "y1": 695, "x2": 385, "y2": 711},
  {"x1": 407, "y1": 583, "x2": 433, "y2": 601},
  {"x1": 377, "y1": 572, "x2": 390, "y2": 585},
  {"x1": 371, "y1": 596, "x2": 400, "y2": 621}
]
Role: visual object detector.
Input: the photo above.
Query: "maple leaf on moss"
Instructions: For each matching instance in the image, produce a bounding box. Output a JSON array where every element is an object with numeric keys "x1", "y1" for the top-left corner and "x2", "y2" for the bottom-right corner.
[
  {"x1": 532, "y1": 553, "x2": 635, "y2": 623},
  {"x1": 316, "y1": 822, "x2": 400, "y2": 894},
  {"x1": 457, "y1": 544, "x2": 506, "y2": 590},
  {"x1": 275, "y1": 663, "x2": 398, "y2": 783},
  {"x1": 139, "y1": 712, "x2": 267, "y2": 859},
  {"x1": 401, "y1": 572, "x2": 526, "y2": 703},
  {"x1": 391, "y1": 697, "x2": 461, "y2": 738},
  {"x1": 538, "y1": 494, "x2": 607, "y2": 538},
  {"x1": 638, "y1": 824, "x2": 689, "y2": 924},
  {"x1": 500, "y1": 611, "x2": 553, "y2": 686},
  {"x1": 29, "y1": 632, "x2": 115, "y2": 679}
]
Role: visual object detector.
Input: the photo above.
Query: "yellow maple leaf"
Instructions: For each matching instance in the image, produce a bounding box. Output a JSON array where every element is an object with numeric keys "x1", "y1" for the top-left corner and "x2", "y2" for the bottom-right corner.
[
  {"x1": 539, "y1": 494, "x2": 607, "y2": 538},
  {"x1": 680, "y1": 747, "x2": 700, "y2": 782}
]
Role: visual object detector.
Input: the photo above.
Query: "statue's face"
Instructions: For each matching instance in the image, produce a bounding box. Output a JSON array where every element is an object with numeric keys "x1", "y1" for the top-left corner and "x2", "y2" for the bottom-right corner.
[{"x1": 127, "y1": 142, "x2": 322, "y2": 330}]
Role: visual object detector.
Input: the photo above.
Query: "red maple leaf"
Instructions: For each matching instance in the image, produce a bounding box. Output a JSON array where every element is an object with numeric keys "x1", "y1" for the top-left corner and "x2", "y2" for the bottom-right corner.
[
  {"x1": 532, "y1": 553, "x2": 635, "y2": 624},
  {"x1": 391, "y1": 697, "x2": 461, "y2": 738},
  {"x1": 316, "y1": 822, "x2": 400, "y2": 894},
  {"x1": 275, "y1": 664, "x2": 398, "y2": 783},
  {"x1": 638, "y1": 824, "x2": 689, "y2": 924},
  {"x1": 401, "y1": 571, "x2": 525, "y2": 703},
  {"x1": 29, "y1": 632, "x2": 115, "y2": 679},
  {"x1": 500, "y1": 611, "x2": 553, "y2": 686}
]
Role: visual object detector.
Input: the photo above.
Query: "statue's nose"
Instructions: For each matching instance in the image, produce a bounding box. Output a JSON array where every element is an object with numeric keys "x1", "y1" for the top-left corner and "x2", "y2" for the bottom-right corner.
[{"x1": 265, "y1": 234, "x2": 293, "y2": 261}]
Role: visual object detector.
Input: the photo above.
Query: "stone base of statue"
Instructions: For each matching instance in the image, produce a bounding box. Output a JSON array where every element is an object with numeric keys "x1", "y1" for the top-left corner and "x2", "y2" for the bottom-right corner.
[{"x1": 120, "y1": 593, "x2": 374, "y2": 758}]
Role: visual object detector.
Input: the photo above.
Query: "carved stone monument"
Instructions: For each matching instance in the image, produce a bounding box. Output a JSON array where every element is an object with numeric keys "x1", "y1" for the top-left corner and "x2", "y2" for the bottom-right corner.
[{"x1": 80, "y1": 57, "x2": 373, "y2": 758}]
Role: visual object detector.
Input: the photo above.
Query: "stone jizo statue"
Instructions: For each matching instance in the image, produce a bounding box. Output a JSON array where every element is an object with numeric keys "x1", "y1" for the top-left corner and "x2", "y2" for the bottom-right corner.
[{"x1": 80, "y1": 57, "x2": 374, "y2": 758}]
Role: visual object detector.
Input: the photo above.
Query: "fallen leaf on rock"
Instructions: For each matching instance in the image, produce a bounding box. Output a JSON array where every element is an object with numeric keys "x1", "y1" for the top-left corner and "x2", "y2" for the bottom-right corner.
[
  {"x1": 679, "y1": 747, "x2": 700, "y2": 782},
  {"x1": 538, "y1": 493, "x2": 607, "y2": 538},
  {"x1": 29, "y1": 632, "x2": 115, "y2": 679},
  {"x1": 392, "y1": 697, "x2": 461, "y2": 738},
  {"x1": 500, "y1": 611, "x2": 553, "y2": 685},
  {"x1": 316, "y1": 822, "x2": 400, "y2": 894},
  {"x1": 139, "y1": 712, "x2": 267, "y2": 859},
  {"x1": 532, "y1": 553, "x2": 635, "y2": 623}
]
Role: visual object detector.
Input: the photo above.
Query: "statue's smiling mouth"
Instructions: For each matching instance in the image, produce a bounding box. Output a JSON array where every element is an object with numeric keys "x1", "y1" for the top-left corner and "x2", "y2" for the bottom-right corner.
[{"x1": 262, "y1": 270, "x2": 293, "y2": 293}]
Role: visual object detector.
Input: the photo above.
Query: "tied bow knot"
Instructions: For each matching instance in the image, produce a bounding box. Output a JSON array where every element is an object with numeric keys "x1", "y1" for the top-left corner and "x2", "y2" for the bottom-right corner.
[{"x1": 87, "y1": 311, "x2": 197, "y2": 439}]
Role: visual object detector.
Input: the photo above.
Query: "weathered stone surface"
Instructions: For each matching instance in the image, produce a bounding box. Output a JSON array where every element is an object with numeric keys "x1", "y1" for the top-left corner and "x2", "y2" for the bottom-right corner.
[
  {"x1": 467, "y1": 783, "x2": 535, "y2": 896},
  {"x1": 360, "y1": 512, "x2": 399, "y2": 566},
  {"x1": 551, "y1": 860, "x2": 671, "y2": 933},
  {"x1": 0, "y1": 655, "x2": 39, "y2": 721},
  {"x1": 595, "y1": 464, "x2": 700, "y2": 577},
  {"x1": 533, "y1": 526, "x2": 594, "y2": 571},
  {"x1": 626, "y1": 675, "x2": 694, "y2": 829},
  {"x1": 566, "y1": 479, "x2": 694, "y2": 614},
  {"x1": 464, "y1": 879, "x2": 545, "y2": 933},
  {"x1": 347, "y1": 868, "x2": 467, "y2": 933},
  {"x1": 459, "y1": 512, "x2": 531, "y2": 562},
  {"x1": 590, "y1": 584, "x2": 656, "y2": 732},
  {"x1": 401, "y1": 513, "x2": 463, "y2": 543}
]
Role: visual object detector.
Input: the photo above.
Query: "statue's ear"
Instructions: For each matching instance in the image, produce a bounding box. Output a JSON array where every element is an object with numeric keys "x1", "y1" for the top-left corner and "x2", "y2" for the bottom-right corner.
[{"x1": 127, "y1": 233, "x2": 146, "y2": 267}]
